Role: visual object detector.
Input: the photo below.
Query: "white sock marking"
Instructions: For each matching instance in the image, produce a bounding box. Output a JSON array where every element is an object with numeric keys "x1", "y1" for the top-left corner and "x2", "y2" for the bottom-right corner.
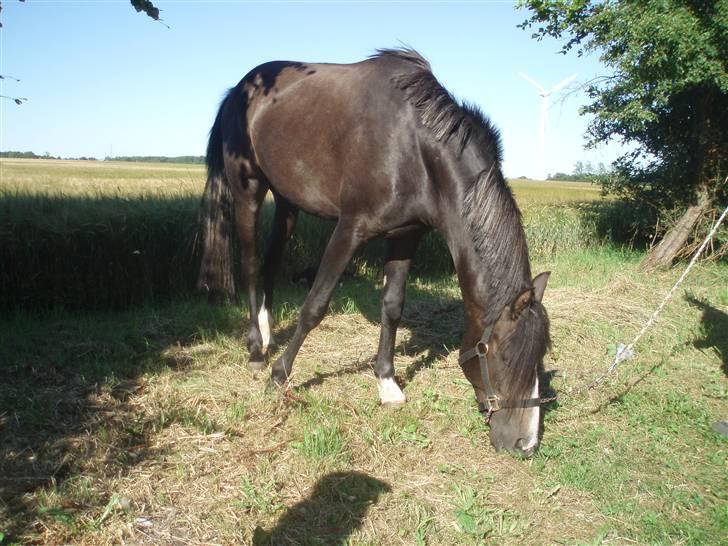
[
  {"x1": 377, "y1": 377, "x2": 406, "y2": 405},
  {"x1": 258, "y1": 297, "x2": 273, "y2": 354}
]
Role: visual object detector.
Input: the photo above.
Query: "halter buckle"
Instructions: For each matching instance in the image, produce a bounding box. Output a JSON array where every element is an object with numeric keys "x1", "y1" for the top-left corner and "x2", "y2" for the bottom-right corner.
[
  {"x1": 486, "y1": 395, "x2": 500, "y2": 412},
  {"x1": 476, "y1": 341, "x2": 489, "y2": 357}
]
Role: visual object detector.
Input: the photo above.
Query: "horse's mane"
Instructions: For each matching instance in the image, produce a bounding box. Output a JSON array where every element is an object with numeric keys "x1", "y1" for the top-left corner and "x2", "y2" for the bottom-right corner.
[{"x1": 373, "y1": 48, "x2": 502, "y2": 161}]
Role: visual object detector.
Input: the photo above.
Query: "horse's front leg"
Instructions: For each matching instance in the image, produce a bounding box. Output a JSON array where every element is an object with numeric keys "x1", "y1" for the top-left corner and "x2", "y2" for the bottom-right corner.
[
  {"x1": 270, "y1": 219, "x2": 365, "y2": 386},
  {"x1": 375, "y1": 233, "x2": 422, "y2": 406}
]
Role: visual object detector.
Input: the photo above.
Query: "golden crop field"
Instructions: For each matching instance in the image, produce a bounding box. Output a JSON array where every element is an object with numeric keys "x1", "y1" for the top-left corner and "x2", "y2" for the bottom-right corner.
[{"x1": 1, "y1": 158, "x2": 603, "y2": 205}]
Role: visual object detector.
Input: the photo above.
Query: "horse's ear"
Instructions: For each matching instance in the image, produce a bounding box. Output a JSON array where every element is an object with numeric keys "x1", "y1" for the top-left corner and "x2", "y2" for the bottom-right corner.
[
  {"x1": 532, "y1": 271, "x2": 550, "y2": 302},
  {"x1": 510, "y1": 288, "x2": 533, "y2": 319}
]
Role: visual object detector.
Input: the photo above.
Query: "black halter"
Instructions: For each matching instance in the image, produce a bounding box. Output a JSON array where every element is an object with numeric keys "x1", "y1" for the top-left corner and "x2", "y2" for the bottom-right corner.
[{"x1": 458, "y1": 325, "x2": 541, "y2": 422}]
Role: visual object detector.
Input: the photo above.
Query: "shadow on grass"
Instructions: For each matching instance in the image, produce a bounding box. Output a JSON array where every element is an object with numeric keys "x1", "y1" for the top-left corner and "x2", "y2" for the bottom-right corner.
[
  {"x1": 577, "y1": 200, "x2": 657, "y2": 250},
  {"x1": 587, "y1": 360, "x2": 667, "y2": 415},
  {"x1": 252, "y1": 471, "x2": 390, "y2": 545},
  {"x1": 0, "y1": 193, "x2": 453, "y2": 312},
  {"x1": 291, "y1": 279, "x2": 462, "y2": 393},
  {"x1": 686, "y1": 295, "x2": 728, "y2": 376},
  {"x1": 0, "y1": 300, "x2": 245, "y2": 541}
]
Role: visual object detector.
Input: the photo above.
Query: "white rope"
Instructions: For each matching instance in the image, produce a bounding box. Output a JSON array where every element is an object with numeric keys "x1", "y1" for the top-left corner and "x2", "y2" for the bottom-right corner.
[{"x1": 587, "y1": 202, "x2": 728, "y2": 390}]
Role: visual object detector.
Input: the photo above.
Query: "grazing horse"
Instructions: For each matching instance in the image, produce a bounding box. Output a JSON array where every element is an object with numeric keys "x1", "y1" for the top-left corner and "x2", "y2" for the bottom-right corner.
[{"x1": 197, "y1": 49, "x2": 550, "y2": 457}]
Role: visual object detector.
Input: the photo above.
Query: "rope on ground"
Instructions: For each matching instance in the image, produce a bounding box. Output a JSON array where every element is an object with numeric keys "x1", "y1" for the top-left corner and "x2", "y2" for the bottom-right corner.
[{"x1": 543, "y1": 201, "x2": 728, "y2": 402}]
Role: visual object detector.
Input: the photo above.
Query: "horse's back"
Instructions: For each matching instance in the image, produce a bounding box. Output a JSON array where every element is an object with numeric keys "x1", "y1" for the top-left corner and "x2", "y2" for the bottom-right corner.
[{"x1": 240, "y1": 56, "x2": 430, "y2": 229}]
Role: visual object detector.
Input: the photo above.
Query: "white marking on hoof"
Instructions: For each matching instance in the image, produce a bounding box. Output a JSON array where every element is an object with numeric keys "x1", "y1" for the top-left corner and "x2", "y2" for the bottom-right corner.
[
  {"x1": 258, "y1": 299, "x2": 274, "y2": 354},
  {"x1": 377, "y1": 377, "x2": 406, "y2": 406}
]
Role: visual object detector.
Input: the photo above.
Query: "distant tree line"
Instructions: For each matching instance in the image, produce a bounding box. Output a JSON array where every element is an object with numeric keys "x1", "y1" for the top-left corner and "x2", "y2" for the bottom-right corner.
[
  {"x1": 548, "y1": 161, "x2": 609, "y2": 182},
  {"x1": 0, "y1": 151, "x2": 206, "y2": 164},
  {"x1": 108, "y1": 156, "x2": 205, "y2": 164},
  {"x1": 0, "y1": 151, "x2": 97, "y2": 160}
]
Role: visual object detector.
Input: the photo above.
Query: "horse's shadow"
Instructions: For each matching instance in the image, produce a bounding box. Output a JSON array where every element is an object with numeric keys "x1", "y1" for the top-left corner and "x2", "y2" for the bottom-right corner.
[
  {"x1": 686, "y1": 294, "x2": 728, "y2": 376},
  {"x1": 251, "y1": 471, "x2": 390, "y2": 545}
]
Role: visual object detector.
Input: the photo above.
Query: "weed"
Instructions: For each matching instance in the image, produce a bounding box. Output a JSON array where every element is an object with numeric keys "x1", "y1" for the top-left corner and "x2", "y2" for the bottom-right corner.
[
  {"x1": 378, "y1": 414, "x2": 431, "y2": 448},
  {"x1": 234, "y1": 476, "x2": 284, "y2": 516},
  {"x1": 294, "y1": 422, "x2": 350, "y2": 465},
  {"x1": 450, "y1": 484, "x2": 523, "y2": 541}
]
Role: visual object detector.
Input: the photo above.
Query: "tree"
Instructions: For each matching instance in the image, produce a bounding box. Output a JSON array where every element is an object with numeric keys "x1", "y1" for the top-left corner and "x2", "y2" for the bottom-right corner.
[
  {"x1": 130, "y1": 0, "x2": 162, "y2": 22},
  {"x1": 518, "y1": 0, "x2": 728, "y2": 266}
]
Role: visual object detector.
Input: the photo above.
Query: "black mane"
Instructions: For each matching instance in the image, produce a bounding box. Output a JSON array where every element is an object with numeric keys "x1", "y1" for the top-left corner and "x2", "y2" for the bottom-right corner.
[{"x1": 374, "y1": 48, "x2": 503, "y2": 161}]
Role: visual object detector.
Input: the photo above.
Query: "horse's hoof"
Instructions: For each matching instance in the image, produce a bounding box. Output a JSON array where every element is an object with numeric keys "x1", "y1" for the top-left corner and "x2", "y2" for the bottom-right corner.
[
  {"x1": 249, "y1": 360, "x2": 267, "y2": 372},
  {"x1": 265, "y1": 376, "x2": 286, "y2": 394},
  {"x1": 377, "y1": 377, "x2": 407, "y2": 406},
  {"x1": 380, "y1": 399, "x2": 406, "y2": 409}
]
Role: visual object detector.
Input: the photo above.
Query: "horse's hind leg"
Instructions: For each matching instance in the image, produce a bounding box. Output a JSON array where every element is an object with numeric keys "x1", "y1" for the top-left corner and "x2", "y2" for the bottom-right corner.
[
  {"x1": 375, "y1": 232, "x2": 422, "y2": 405},
  {"x1": 227, "y1": 161, "x2": 269, "y2": 370},
  {"x1": 270, "y1": 218, "x2": 366, "y2": 386},
  {"x1": 258, "y1": 194, "x2": 298, "y2": 355}
]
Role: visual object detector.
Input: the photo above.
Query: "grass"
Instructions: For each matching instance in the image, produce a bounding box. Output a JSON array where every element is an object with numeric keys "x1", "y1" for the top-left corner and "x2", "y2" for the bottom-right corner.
[{"x1": 1, "y1": 159, "x2": 727, "y2": 544}]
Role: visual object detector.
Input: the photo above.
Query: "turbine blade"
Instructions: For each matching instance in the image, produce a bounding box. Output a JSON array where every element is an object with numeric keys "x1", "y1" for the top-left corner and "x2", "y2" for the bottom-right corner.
[
  {"x1": 548, "y1": 73, "x2": 578, "y2": 94},
  {"x1": 518, "y1": 72, "x2": 545, "y2": 94}
]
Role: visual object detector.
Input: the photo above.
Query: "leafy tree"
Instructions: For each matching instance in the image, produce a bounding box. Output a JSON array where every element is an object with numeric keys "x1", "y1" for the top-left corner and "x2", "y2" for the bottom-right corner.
[{"x1": 518, "y1": 0, "x2": 728, "y2": 266}]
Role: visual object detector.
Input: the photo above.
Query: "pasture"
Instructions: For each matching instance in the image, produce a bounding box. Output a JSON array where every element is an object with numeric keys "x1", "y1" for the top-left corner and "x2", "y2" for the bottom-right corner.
[{"x1": 1, "y1": 159, "x2": 726, "y2": 544}]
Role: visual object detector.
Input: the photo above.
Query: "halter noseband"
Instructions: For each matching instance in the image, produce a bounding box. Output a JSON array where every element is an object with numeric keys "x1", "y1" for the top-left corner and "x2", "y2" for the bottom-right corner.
[{"x1": 458, "y1": 325, "x2": 541, "y2": 423}]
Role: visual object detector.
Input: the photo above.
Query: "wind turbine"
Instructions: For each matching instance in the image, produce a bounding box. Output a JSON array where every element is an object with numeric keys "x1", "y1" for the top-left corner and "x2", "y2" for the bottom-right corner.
[{"x1": 519, "y1": 72, "x2": 577, "y2": 180}]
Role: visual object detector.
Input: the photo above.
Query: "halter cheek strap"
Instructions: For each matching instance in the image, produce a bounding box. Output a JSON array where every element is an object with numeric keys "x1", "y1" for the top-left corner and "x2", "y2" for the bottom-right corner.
[{"x1": 458, "y1": 325, "x2": 541, "y2": 423}]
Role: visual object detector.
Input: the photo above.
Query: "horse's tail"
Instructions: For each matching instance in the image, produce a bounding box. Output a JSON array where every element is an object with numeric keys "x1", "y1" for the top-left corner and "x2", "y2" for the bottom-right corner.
[{"x1": 196, "y1": 91, "x2": 237, "y2": 300}]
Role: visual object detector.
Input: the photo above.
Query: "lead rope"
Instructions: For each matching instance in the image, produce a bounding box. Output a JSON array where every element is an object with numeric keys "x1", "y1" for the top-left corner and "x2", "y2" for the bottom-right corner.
[{"x1": 542, "y1": 201, "x2": 728, "y2": 404}]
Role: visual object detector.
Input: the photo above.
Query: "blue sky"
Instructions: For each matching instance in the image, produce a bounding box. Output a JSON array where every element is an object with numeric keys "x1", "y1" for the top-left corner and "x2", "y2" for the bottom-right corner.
[{"x1": 1, "y1": 0, "x2": 622, "y2": 178}]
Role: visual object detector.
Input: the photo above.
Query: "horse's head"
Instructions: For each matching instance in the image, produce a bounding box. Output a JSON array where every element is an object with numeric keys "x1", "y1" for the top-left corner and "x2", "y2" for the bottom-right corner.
[{"x1": 461, "y1": 272, "x2": 550, "y2": 458}]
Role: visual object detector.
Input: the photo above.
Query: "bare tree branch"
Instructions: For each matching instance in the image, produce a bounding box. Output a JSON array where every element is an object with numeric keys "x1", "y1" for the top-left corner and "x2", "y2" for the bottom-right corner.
[{"x1": 1, "y1": 94, "x2": 27, "y2": 105}]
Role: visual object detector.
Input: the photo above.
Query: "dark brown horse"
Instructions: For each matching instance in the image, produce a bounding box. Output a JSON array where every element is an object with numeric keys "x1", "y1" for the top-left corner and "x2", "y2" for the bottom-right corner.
[{"x1": 197, "y1": 49, "x2": 550, "y2": 457}]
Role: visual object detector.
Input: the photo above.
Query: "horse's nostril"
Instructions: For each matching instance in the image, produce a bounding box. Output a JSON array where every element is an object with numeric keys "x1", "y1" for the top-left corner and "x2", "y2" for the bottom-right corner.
[{"x1": 514, "y1": 438, "x2": 525, "y2": 450}]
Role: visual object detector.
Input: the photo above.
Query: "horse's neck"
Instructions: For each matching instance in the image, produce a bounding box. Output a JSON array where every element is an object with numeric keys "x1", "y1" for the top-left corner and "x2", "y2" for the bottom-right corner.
[
  {"x1": 446, "y1": 221, "x2": 492, "y2": 333},
  {"x1": 439, "y1": 177, "x2": 529, "y2": 337}
]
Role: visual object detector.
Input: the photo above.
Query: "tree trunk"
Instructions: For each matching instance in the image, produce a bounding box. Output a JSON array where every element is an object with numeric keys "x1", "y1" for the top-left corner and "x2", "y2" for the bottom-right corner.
[
  {"x1": 643, "y1": 185, "x2": 710, "y2": 269},
  {"x1": 644, "y1": 88, "x2": 716, "y2": 270}
]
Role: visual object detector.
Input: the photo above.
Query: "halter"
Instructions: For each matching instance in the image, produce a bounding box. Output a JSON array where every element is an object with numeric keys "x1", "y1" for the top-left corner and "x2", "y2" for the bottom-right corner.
[{"x1": 458, "y1": 324, "x2": 541, "y2": 423}]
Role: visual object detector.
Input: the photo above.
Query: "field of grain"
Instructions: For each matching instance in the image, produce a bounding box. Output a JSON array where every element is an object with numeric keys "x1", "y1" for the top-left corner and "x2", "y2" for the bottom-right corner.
[{"x1": 1, "y1": 159, "x2": 726, "y2": 545}]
